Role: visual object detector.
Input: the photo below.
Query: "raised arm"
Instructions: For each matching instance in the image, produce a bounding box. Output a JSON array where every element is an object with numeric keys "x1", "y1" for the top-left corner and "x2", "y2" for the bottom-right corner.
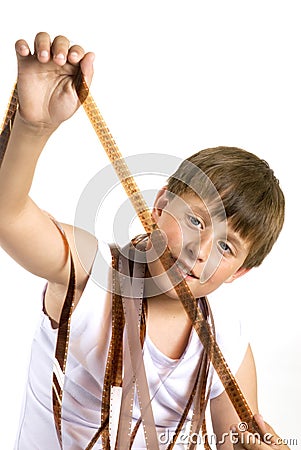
[{"x1": 0, "y1": 33, "x2": 96, "y2": 320}]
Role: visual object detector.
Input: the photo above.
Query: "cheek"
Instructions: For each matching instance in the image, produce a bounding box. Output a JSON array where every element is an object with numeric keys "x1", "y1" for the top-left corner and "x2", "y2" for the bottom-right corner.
[
  {"x1": 157, "y1": 213, "x2": 183, "y2": 250},
  {"x1": 208, "y1": 260, "x2": 238, "y2": 286}
]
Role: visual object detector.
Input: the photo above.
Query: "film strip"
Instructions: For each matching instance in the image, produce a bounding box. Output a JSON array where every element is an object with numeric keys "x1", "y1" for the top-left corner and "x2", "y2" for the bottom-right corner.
[
  {"x1": 74, "y1": 72, "x2": 260, "y2": 431},
  {"x1": 0, "y1": 76, "x2": 260, "y2": 447}
]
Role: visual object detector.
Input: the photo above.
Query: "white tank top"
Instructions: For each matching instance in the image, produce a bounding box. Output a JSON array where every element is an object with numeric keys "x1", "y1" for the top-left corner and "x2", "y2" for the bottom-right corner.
[{"x1": 14, "y1": 243, "x2": 248, "y2": 450}]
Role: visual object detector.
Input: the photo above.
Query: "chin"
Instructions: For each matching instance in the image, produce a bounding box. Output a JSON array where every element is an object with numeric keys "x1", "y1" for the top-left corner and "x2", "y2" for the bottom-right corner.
[{"x1": 148, "y1": 270, "x2": 204, "y2": 299}]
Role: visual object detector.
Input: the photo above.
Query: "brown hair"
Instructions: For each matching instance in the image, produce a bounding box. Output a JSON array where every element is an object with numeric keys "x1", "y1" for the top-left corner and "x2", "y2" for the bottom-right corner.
[{"x1": 167, "y1": 146, "x2": 285, "y2": 268}]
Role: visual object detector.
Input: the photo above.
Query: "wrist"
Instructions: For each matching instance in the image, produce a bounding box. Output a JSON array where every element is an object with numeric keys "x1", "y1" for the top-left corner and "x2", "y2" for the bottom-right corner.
[{"x1": 14, "y1": 110, "x2": 59, "y2": 138}]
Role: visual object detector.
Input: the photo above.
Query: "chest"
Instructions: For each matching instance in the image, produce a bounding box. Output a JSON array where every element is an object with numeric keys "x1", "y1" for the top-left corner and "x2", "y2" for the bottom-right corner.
[{"x1": 146, "y1": 301, "x2": 193, "y2": 360}]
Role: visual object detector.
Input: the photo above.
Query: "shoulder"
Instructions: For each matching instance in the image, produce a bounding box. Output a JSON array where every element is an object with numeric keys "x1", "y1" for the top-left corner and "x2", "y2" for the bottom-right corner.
[
  {"x1": 60, "y1": 226, "x2": 114, "y2": 302},
  {"x1": 63, "y1": 224, "x2": 99, "y2": 290},
  {"x1": 45, "y1": 224, "x2": 101, "y2": 323}
]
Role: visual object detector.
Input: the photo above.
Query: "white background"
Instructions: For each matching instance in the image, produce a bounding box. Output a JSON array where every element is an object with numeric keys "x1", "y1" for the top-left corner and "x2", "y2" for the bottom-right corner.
[{"x1": 0, "y1": 1, "x2": 300, "y2": 448}]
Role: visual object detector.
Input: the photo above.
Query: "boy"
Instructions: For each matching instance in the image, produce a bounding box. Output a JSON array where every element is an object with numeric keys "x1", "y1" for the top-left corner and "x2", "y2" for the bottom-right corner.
[{"x1": 0, "y1": 33, "x2": 288, "y2": 449}]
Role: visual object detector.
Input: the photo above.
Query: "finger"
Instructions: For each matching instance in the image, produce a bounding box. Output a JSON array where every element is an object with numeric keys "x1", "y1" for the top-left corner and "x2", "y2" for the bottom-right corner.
[
  {"x1": 15, "y1": 39, "x2": 31, "y2": 58},
  {"x1": 34, "y1": 31, "x2": 51, "y2": 63},
  {"x1": 254, "y1": 414, "x2": 275, "y2": 435},
  {"x1": 51, "y1": 35, "x2": 70, "y2": 66},
  {"x1": 67, "y1": 44, "x2": 86, "y2": 65}
]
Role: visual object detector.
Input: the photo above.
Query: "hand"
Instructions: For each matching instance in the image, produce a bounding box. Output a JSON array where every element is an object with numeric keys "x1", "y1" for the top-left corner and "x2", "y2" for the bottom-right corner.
[
  {"x1": 231, "y1": 414, "x2": 290, "y2": 450},
  {"x1": 15, "y1": 32, "x2": 94, "y2": 131}
]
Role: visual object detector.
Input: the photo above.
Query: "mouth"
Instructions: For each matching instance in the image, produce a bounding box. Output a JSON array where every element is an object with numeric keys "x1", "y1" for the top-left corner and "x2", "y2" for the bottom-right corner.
[{"x1": 172, "y1": 256, "x2": 199, "y2": 280}]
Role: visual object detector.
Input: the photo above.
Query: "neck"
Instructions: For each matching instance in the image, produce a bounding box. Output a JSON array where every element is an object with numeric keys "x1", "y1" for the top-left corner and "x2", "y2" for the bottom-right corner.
[{"x1": 147, "y1": 292, "x2": 186, "y2": 313}]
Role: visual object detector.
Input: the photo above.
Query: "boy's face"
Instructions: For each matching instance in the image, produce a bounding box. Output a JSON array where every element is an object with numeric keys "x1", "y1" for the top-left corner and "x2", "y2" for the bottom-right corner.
[{"x1": 146, "y1": 189, "x2": 250, "y2": 299}]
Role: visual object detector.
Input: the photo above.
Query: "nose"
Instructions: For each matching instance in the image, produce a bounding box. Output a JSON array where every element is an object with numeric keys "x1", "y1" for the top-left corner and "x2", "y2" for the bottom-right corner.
[{"x1": 185, "y1": 232, "x2": 212, "y2": 263}]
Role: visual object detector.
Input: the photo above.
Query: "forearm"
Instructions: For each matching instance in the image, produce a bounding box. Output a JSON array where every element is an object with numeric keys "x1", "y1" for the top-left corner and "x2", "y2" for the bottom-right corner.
[
  {"x1": 0, "y1": 111, "x2": 55, "y2": 221},
  {"x1": 211, "y1": 345, "x2": 258, "y2": 449}
]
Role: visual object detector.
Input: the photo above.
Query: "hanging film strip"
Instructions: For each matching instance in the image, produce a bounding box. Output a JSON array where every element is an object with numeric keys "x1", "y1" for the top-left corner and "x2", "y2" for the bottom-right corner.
[
  {"x1": 74, "y1": 72, "x2": 260, "y2": 430},
  {"x1": 0, "y1": 74, "x2": 261, "y2": 447}
]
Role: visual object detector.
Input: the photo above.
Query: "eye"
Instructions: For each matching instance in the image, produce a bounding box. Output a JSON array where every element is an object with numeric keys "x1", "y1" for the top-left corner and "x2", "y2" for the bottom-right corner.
[
  {"x1": 188, "y1": 215, "x2": 203, "y2": 228},
  {"x1": 218, "y1": 240, "x2": 232, "y2": 254}
]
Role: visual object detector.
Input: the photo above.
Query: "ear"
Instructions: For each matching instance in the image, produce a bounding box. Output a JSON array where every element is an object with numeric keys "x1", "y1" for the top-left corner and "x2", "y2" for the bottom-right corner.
[
  {"x1": 224, "y1": 266, "x2": 251, "y2": 283},
  {"x1": 152, "y1": 187, "x2": 169, "y2": 222}
]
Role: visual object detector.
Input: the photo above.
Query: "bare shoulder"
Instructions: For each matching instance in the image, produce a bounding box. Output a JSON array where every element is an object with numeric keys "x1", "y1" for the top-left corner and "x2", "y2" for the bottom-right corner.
[
  {"x1": 45, "y1": 223, "x2": 98, "y2": 323},
  {"x1": 63, "y1": 223, "x2": 98, "y2": 288}
]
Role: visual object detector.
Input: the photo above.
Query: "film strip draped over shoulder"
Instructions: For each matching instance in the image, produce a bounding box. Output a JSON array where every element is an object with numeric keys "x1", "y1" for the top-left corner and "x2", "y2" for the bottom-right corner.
[{"x1": 0, "y1": 72, "x2": 261, "y2": 449}]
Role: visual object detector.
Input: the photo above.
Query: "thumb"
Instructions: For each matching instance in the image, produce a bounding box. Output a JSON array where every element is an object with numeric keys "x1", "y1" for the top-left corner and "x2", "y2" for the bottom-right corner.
[
  {"x1": 254, "y1": 413, "x2": 276, "y2": 435},
  {"x1": 79, "y1": 52, "x2": 95, "y2": 87},
  {"x1": 254, "y1": 414, "x2": 284, "y2": 447}
]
